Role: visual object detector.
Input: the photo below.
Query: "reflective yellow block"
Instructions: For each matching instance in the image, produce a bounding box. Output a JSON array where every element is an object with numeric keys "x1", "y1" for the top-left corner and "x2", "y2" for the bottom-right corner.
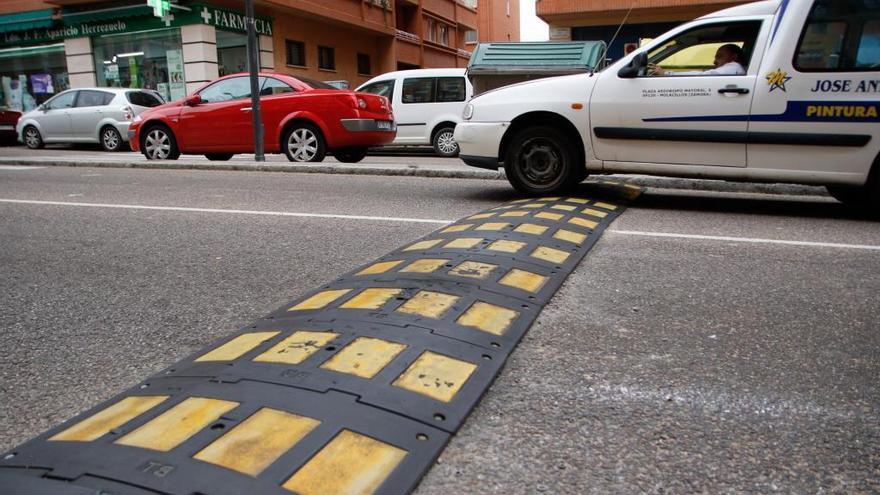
[
  {"x1": 193, "y1": 408, "x2": 320, "y2": 476},
  {"x1": 499, "y1": 211, "x2": 528, "y2": 217},
  {"x1": 554, "y1": 229, "x2": 587, "y2": 245},
  {"x1": 456, "y1": 301, "x2": 519, "y2": 335},
  {"x1": 593, "y1": 201, "x2": 618, "y2": 210},
  {"x1": 253, "y1": 331, "x2": 339, "y2": 365},
  {"x1": 357, "y1": 261, "x2": 404, "y2": 276},
  {"x1": 539, "y1": 197, "x2": 561, "y2": 201},
  {"x1": 581, "y1": 208, "x2": 608, "y2": 218},
  {"x1": 289, "y1": 289, "x2": 352, "y2": 311},
  {"x1": 475, "y1": 222, "x2": 508, "y2": 231},
  {"x1": 440, "y1": 224, "x2": 472, "y2": 233},
  {"x1": 448, "y1": 261, "x2": 497, "y2": 279},
  {"x1": 531, "y1": 246, "x2": 570, "y2": 264},
  {"x1": 320, "y1": 337, "x2": 407, "y2": 379},
  {"x1": 551, "y1": 204, "x2": 577, "y2": 211},
  {"x1": 522, "y1": 203, "x2": 544, "y2": 208},
  {"x1": 400, "y1": 259, "x2": 448, "y2": 273},
  {"x1": 499, "y1": 269, "x2": 548, "y2": 293},
  {"x1": 341, "y1": 288, "x2": 403, "y2": 310},
  {"x1": 514, "y1": 223, "x2": 548, "y2": 235},
  {"x1": 444, "y1": 237, "x2": 483, "y2": 249},
  {"x1": 467, "y1": 212, "x2": 495, "y2": 220},
  {"x1": 393, "y1": 351, "x2": 477, "y2": 403},
  {"x1": 568, "y1": 217, "x2": 598, "y2": 229},
  {"x1": 402, "y1": 239, "x2": 442, "y2": 252},
  {"x1": 396, "y1": 291, "x2": 459, "y2": 319},
  {"x1": 282, "y1": 430, "x2": 406, "y2": 495},
  {"x1": 535, "y1": 212, "x2": 563, "y2": 221},
  {"x1": 565, "y1": 197, "x2": 590, "y2": 204},
  {"x1": 486, "y1": 239, "x2": 526, "y2": 253},
  {"x1": 116, "y1": 397, "x2": 238, "y2": 452},
  {"x1": 49, "y1": 396, "x2": 169, "y2": 442},
  {"x1": 196, "y1": 332, "x2": 280, "y2": 362}
]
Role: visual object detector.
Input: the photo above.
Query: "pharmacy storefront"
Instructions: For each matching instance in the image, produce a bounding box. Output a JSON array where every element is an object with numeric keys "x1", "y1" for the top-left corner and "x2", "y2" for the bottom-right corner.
[{"x1": 0, "y1": 2, "x2": 274, "y2": 112}]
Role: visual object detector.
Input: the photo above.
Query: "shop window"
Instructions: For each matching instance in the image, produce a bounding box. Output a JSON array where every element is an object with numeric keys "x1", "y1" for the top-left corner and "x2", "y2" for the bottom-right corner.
[
  {"x1": 260, "y1": 76, "x2": 295, "y2": 95},
  {"x1": 93, "y1": 28, "x2": 185, "y2": 102},
  {"x1": 76, "y1": 90, "x2": 114, "y2": 108},
  {"x1": 402, "y1": 77, "x2": 435, "y2": 103},
  {"x1": 318, "y1": 46, "x2": 335, "y2": 71},
  {"x1": 436, "y1": 77, "x2": 466, "y2": 102},
  {"x1": 0, "y1": 42, "x2": 69, "y2": 110},
  {"x1": 286, "y1": 40, "x2": 306, "y2": 67},
  {"x1": 357, "y1": 53, "x2": 372, "y2": 75},
  {"x1": 217, "y1": 29, "x2": 254, "y2": 76},
  {"x1": 198, "y1": 76, "x2": 251, "y2": 103},
  {"x1": 359, "y1": 79, "x2": 394, "y2": 98},
  {"x1": 795, "y1": 0, "x2": 880, "y2": 71}
]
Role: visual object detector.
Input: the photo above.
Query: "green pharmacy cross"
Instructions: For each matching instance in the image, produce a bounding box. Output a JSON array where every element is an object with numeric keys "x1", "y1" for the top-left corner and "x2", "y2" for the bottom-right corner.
[{"x1": 147, "y1": 0, "x2": 171, "y2": 18}]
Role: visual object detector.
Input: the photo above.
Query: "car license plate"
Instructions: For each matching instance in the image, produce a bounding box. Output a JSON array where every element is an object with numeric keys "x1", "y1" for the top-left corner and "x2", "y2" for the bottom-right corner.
[
  {"x1": 376, "y1": 120, "x2": 391, "y2": 131},
  {"x1": 0, "y1": 125, "x2": 13, "y2": 131}
]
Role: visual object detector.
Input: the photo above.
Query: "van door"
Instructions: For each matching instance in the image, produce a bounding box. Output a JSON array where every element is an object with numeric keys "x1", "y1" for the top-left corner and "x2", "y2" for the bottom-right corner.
[
  {"x1": 747, "y1": 0, "x2": 880, "y2": 184},
  {"x1": 70, "y1": 90, "x2": 112, "y2": 140},
  {"x1": 38, "y1": 90, "x2": 77, "y2": 141},
  {"x1": 396, "y1": 77, "x2": 435, "y2": 144},
  {"x1": 591, "y1": 18, "x2": 768, "y2": 167}
]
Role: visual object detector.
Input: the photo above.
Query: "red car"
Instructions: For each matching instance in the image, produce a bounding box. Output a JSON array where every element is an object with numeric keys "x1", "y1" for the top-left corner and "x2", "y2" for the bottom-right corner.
[
  {"x1": 129, "y1": 73, "x2": 395, "y2": 163},
  {"x1": 0, "y1": 108, "x2": 21, "y2": 145}
]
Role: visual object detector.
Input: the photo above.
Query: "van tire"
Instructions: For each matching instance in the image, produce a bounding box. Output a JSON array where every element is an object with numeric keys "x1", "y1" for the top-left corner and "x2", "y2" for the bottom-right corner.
[
  {"x1": 827, "y1": 156, "x2": 880, "y2": 216},
  {"x1": 432, "y1": 126, "x2": 459, "y2": 157},
  {"x1": 504, "y1": 125, "x2": 580, "y2": 195}
]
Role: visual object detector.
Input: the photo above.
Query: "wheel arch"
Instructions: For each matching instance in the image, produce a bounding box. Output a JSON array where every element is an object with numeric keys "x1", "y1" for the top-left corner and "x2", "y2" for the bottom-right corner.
[
  {"x1": 138, "y1": 119, "x2": 174, "y2": 150},
  {"x1": 278, "y1": 112, "x2": 330, "y2": 149},
  {"x1": 499, "y1": 111, "x2": 585, "y2": 167},
  {"x1": 430, "y1": 120, "x2": 458, "y2": 143}
]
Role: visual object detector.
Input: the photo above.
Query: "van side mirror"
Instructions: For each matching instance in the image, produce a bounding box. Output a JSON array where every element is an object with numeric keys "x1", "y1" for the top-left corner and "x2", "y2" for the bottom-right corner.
[
  {"x1": 618, "y1": 53, "x2": 647, "y2": 78},
  {"x1": 184, "y1": 94, "x2": 201, "y2": 106}
]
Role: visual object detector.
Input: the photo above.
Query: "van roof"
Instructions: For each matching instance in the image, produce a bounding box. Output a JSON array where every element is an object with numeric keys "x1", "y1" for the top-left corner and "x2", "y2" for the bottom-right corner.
[
  {"x1": 700, "y1": 0, "x2": 781, "y2": 19},
  {"x1": 360, "y1": 68, "x2": 466, "y2": 84}
]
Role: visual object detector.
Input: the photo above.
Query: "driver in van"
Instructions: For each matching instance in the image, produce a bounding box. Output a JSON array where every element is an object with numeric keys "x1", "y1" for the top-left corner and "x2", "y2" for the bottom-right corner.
[{"x1": 649, "y1": 43, "x2": 746, "y2": 76}]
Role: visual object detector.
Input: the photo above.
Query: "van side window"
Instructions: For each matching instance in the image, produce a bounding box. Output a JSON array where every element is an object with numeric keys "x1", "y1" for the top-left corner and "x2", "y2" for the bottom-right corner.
[
  {"x1": 646, "y1": 21, "x2": 761, "y2": 76},
  {"x1": 360, "y1": 80, "x2": 395, "y2": 99},
  {"x1": 795, "y1": 0, "x2": 880, "y2": 71},
  {"x1": 402, "y1": 78, "x2": 435, "y2": 103},
  {"x1": 436, "y1": 77, "x2": 466, "y2": 102}
]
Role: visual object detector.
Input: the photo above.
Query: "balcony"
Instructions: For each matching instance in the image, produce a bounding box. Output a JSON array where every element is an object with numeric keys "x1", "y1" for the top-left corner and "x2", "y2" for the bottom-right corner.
[{"x1": 395, "y1": 29, "x2": 421, "y2": 44}]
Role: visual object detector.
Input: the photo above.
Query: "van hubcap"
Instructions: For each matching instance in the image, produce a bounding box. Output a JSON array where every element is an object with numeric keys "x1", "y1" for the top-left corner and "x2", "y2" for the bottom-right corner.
[
  {"x1": 437, "y1": 131, "x2": 458, "y2": 155},
  {"x1": 288, "y1": 128, "x2": 318, "y2": 161},
  {"x1": 519, "y1": 138, "x2": 561, "y2": 186},
  {"x1": 144, "y1": 129, "x2": 171, "y2": 159}
]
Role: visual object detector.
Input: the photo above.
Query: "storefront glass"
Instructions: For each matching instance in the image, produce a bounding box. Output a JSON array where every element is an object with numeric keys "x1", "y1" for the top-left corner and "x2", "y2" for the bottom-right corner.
[
  {"x1": 217, "y1": 29, "x2": 254, "y2": 76},
  {"x1": 93, "y1": 28, "x2": 186, "y2": 102},
  {"x1": 0, "y1": 43, "x2": 69, "y2": 111}
]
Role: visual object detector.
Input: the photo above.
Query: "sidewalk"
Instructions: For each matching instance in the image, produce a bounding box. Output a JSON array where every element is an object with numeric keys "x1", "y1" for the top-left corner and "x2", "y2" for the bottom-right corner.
[{"x1": 0, "y1": 153, "x2": 830, "y2": 197}]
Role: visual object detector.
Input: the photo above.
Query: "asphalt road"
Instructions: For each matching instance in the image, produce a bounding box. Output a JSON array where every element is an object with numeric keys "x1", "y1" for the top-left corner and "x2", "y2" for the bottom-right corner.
[{"x1": 0, "y1": 165, "x2": 877, "y2": 493}]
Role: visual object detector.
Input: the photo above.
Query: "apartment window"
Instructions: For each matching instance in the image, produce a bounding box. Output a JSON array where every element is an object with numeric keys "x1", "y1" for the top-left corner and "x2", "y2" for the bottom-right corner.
[
  {"x1": 506, "y1": 0, "x2": 510, "y2": 16},
  {"x1": 465, "y1": 29, "x2": 478, "y2": 44},
  {"x1": 286, "y1": 40, "x2": 306, "y2": 67},
  {"x1": 357, "y1": 53, "x2": 371, "y2": 75},
  {"x1": 425, "y1": 18, "x2": 436, "y2": 43},
  {"x1": 438, "y1": 23, "x2": 449, "y2": 46},
  {"x1": 318, "y1": 46, "x2": 335, "y2": 71}
]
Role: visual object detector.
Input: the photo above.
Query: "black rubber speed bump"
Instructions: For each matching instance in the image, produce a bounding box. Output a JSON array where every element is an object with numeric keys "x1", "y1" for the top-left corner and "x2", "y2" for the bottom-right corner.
[{"x1": 0, "y1": 184, "x2": 641, "y2": 495}]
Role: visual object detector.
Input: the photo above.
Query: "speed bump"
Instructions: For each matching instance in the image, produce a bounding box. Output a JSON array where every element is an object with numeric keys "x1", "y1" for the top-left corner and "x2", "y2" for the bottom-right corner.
[{"x1": 1, "y1": 185, "x2": 639, "y2": 494}]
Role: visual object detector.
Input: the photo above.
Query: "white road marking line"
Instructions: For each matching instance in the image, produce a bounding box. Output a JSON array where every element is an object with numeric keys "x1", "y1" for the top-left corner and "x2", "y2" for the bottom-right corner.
[
  {"x1": 0, "y1": 165, "x2": 44, "y2": 170},
  {"x1": 609, "y1": 229, "x2": 880, "y2": 251},
  {"x1": 0, "y1": 199, "x2": 451, "y2": 225}
]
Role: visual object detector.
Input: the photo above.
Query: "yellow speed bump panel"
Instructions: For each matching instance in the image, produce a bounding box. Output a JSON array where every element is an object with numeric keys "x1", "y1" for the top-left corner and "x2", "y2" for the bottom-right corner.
[
  {"x1": 196, "y1": 332, "x2": 280, "y2": 362},
  {"x1": 116, "y1": 397, "x2": 238, "y2": 452},
  {"x1": 393, "y1": 351, "x2": 478, "y2": 403},
  {"x1": 320, "y1": 337, "x2": 407, "y2": 379},
  {"x1": 49, "y1": 396, "x2": 169, "y2": 442},
  {"x1": 253, "y1": 331, "x2": 339, "y2": 365}
]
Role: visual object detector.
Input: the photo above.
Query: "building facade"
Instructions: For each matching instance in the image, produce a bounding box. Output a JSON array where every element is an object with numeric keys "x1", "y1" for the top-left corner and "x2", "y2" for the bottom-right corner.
[
  {"x1": 537, "y1": 0, "x2": 750, "y2": 61},
  {"x1": 0, "y1": 0, "x2": 493, "y2": 112}
]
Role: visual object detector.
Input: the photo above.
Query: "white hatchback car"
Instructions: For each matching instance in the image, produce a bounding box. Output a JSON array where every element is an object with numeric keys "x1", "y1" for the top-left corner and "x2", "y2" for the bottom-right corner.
[
  {"x1": 357, "y1": 68, "x2": 473, "y2": 157},
  {"x1": 17, "y1": 88, "x2": 164, "y2": 151}
]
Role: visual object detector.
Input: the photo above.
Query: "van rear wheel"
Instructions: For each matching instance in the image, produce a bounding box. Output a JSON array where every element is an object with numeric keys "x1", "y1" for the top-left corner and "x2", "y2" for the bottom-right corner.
[
  {"x1": 432, "y1": 126, "x2": 459, "y2": 157},
  {"x1": 504, "y1": 125, "x2": 582, "y2": 195}
]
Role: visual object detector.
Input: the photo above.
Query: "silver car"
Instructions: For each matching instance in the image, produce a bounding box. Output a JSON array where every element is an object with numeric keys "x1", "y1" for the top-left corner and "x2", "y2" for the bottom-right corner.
[{"x1": 16, "y1": 88, "x2": 164, "y2": 151}]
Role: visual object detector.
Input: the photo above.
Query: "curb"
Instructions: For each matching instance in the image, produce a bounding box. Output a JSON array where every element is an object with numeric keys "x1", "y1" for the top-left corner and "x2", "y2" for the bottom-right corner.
[{"x1": 0, "y1": 157, "x2": 830, "y2": 197}]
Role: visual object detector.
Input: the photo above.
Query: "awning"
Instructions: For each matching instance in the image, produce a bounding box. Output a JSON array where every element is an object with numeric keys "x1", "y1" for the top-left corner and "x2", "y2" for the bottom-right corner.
[
  {"x1": 0, "y1": 9, "x2": 55, "y2": 34},
  {"x1": 61, "y1": 4, "x2": 153, "y2": 26},
  {"x1": 466, "y1": 41, "x2": 607, "y2": 74},
  {"x1": 0, "y1": 43, "x2": 66, "y2": 59}
]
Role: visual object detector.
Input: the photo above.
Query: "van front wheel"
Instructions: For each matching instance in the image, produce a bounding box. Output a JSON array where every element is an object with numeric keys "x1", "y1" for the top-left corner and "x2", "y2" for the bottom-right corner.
[{"x1": 504, "y1": 126, "x2": 581, "y2": 195}]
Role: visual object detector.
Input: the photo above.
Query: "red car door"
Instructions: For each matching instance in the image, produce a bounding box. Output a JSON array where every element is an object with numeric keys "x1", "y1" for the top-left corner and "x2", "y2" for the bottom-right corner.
[
  {"x1": 178, "y1": 76, "x2": 253, "y2": 152},
  {"x1": 256, "y1": 76, "x2": 299, "y2": 151}
]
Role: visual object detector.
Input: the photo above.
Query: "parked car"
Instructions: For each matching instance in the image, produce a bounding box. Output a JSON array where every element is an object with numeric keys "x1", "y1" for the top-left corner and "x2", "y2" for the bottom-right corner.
[
  {"x1": 0, "y1": 107, "x2": 21, "y2": 145},
  {"x1": 455, "y1": 0, "x2": 880, "y2": 210},
  {"x1": 357, "y1": 68, "x2": 472, "y2": 157},
  {"x1": 129, "y1": 73, "x2": 396, "y2": 163},
  {"x1": 16, "y1": 88, "x2": 164, "y2": 151}
]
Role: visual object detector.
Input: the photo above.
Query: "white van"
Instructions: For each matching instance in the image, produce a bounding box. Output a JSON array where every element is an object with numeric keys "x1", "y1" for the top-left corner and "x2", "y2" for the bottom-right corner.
[
  {"x1": 454, "y1": 0, "x2": 880, "y2": 209},
  {"x1": 357, "y1": 68, "x2": 473, "y2": 157}
]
